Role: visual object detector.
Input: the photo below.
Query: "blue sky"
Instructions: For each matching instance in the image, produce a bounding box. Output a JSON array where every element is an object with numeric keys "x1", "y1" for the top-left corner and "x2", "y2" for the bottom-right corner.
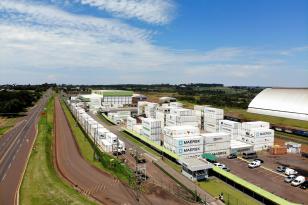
[{"x1": 0, "y1": 0, "x2": 307, "y2": 86}]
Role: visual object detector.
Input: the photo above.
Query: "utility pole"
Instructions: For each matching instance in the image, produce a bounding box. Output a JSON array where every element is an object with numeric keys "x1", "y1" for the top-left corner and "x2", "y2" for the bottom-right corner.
[{"x1": 133, "y1": 149, "x2": 147, "y2": 203}]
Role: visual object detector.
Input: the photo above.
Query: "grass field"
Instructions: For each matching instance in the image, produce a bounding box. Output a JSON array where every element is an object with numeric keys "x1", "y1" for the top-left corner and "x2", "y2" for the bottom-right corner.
[
  {"x1": 0, "y1": 117, "x2": 18, "y2": 138},
  {"x1": 224, "y1": 107, "x2": 308, "y2": 130},
  {"x1": 198, "y1": 178, "x2": 261, "y2": 205},
  {"x1": 60, "y1": 100, "x2": 133, "y2": 183},
  {"x1": 20, "y1": 97, "x2": 96, "y2": 205}
]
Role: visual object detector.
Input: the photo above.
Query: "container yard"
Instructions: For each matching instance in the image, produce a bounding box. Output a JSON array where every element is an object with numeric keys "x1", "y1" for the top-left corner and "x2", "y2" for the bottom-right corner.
[
  {"x1": 69, "y1": 101, "x2": 126, "y2": 154},
  {"x1": 68, "y1": 93, "x2": 307, "y2": 205}
]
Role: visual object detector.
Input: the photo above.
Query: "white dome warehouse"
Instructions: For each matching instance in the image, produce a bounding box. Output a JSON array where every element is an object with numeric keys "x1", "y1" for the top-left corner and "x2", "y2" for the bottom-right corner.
[{"x1": 247, "y1": 88, "x2": 308, "y2": 121}]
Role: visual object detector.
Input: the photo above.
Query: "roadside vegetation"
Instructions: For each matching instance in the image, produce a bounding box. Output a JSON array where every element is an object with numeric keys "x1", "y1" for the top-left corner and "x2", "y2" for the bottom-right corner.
[
  {"x1": 0, "y1": 117, "x2": 18, "y2": 138},
  {"x1": 20, "y1": 97, "x2": 96, "y2": 205},
  {"x1": 60, "y1": 100, "x2": 134, "y2": 184},
  {"x1": 198, "y1": 178, "x2": 261, "y2": 205},
  {"x1": 0, "y1": 90, "x2": 42, "y2": 115}
]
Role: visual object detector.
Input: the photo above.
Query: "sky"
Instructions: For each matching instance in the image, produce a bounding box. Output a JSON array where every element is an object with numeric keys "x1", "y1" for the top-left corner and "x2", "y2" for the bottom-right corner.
[{"x1": 0, "y1": 0, "x2": 307, "y2": 86}]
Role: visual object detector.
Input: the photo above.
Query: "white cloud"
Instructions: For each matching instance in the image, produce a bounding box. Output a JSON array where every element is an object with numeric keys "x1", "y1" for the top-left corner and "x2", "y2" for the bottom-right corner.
[
  {"x1": 78, "y1": 0, "x2": 175, "y2": 24},
  {"x1": 0, "y1": 1, "x2": 307, "y2": 86}
]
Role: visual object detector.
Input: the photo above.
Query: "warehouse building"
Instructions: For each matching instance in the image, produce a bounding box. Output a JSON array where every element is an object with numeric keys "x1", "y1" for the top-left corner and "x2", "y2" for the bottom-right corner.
[
  {"x1": 248, "y1": 88, "x2": 308, "y2": 121},
  {"x1": 92, "y1": 90, "x2": 133, "y2": 107}
]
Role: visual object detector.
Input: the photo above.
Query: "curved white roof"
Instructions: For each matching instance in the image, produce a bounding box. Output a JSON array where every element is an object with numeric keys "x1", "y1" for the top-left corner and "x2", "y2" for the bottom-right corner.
[{"x1": 247, "y1": 88, "x2": 308, "y2": 121}]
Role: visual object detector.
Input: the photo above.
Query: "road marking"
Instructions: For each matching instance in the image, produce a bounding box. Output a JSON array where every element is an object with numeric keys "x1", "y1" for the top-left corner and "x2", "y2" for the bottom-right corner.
[
  {"x1": 237, "y1": 157, "x2": 285, "y2": 177},
  {"x1": 0, "y1": 108, "x2": 39, "y2": 165}
]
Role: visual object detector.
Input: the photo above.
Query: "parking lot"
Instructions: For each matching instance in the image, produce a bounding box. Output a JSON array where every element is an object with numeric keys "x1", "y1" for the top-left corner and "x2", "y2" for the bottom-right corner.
[{"x1": 219, "y1": 157, "x2": 308, "y2": 204}]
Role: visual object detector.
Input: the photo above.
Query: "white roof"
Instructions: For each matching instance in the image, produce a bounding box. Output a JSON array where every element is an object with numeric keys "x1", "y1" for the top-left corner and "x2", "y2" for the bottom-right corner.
[
  {"x1": 181, "y1": 158, "x2": 212, "y2": 171},
  {"x1": 248, "y1": 88, "x2": 308, "y2": 121}
]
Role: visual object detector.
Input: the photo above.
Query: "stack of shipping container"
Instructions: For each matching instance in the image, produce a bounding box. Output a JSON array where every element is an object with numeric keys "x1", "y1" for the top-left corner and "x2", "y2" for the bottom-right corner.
[
  {"x1": 142, "y1": 118, "x2": 162, "y2": 143},
  {"x1": 166, "y1": 108, "x2": 198, "y2": 127},
  {"x1": 202, "y1": 132, "x2": 231, "y2": 157},
  {"x1": 240, "y1": 121, "x2": 274, "y2": 151},
  {"x1": 204, "y1": 107, "x2": 224, "y2": 132},
  {"x1": 163, "y1": 125, "x2": 203, "y2": 158},
  {"x1": 69, "y1": 102, "x2": 125, "y2": 154},
  {"x1": 219, "y1": 120, "x2": 241, "y2": 140},
  {"x1": 144, "y1": 102, "x2": 158, "y2": 118}
]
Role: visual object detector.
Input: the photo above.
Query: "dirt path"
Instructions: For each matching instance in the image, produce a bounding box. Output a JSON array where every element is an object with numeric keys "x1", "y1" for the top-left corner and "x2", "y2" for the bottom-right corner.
[{"x1": 55, "y1": 97, "x2": 192, "y2": 205}]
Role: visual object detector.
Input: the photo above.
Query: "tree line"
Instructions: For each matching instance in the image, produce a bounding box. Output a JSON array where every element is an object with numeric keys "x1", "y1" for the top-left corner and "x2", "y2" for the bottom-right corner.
[{"x1": 0, "y1": 89, "x2": 43, "y2": 115}]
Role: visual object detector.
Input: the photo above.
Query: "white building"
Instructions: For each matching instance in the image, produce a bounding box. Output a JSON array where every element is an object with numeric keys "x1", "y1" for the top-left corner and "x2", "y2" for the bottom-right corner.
[
  {"x1": 92, "y1": 90, "x2": 133, "y2": 107},
  {"x1": 248, "y1": 88, "x2": 308, "y2": 121},
  {"x1": 202, "y1": 132, "x2": 231, "y2": 157},
  {"x1": 204, "y1": 107, "x2": 224, "y2": 132}
]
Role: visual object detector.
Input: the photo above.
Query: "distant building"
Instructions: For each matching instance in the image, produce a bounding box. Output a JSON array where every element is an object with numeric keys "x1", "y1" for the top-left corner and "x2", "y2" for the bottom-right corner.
[
  {"x1": 92, "y1": 90, "x2": 133, "y2": 107},
  {"x1": 248, "y1": 88, "x2": 308, "y2": 121},
  {"x1": 159, "y1": 97, "x2": 176, "y2": 104},
  {"x1": 132, "y1": 94, "x2": 147, "y2": 107}
]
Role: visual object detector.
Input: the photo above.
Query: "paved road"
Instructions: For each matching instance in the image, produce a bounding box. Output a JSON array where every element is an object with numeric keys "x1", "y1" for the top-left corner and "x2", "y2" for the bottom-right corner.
[
  {"x1": 220, "y1": 158, "x2": 308, "y2": 204},
  {"x1": 90, "y1": 112, "x2": 223, "y2": 205},
  {"x1": 0, "y1": 90, "x2": 51, "y2": 205},
  {"x1": 54, "y1": 97, "x2": 145, "y2": 205}
]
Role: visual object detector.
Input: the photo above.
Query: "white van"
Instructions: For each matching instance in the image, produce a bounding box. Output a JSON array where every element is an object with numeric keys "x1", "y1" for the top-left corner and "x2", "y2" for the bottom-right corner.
[
  {"x1": 291, "y1": 176, "x2": 305, "y2": 186},
  {"x1": 285, "y1": 168, "x2": 298, "y2": 176}
]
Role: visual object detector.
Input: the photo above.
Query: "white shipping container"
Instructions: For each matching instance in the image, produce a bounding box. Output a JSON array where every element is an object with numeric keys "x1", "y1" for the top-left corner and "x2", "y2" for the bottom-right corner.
[
  {"x1": 202, "y1": 132, "x2": 231, "y2": 144},
  {"x1": 165, "y1": 143, "x2": 203, "y2": 155},
  {"x1": 243, "y1": 128, "x2": 274, "y2": 138},
  {"x1": 164, "y1": 135, "x2": 203, "y2": 147},
  {"x1": 163, "y1": 125, "x2": 200, "y2": 137},
  {"x1": 241, "y1": 121, "x2": 270, "y2": 130},
  {"x1": 204, "y1": 107, "x2": 224, "y2": 115},
  {"x1": 170, "y1": 108, "x2": 193, "y2": 116},
  {"x1": 106, "y1": 132, "x2": 118, "y2": 144}
]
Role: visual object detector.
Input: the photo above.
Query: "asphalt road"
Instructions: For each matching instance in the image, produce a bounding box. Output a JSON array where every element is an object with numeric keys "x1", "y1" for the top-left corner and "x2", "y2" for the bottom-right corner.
[
  {"x1": 0, "y1": 90, "x2": 51, "y2": 205},
  {"x1": 219, "y1": 158, "x2": 308, "y2": 204}
]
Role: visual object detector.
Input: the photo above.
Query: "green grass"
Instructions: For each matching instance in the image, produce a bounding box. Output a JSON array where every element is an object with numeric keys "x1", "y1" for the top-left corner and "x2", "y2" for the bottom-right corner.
[
  {"x1": 20, "y1": 97, "x2": 96, "y2": 205},
  {"x1": 198, "y1": 178, "x2": 261, "y2": 205},
  {"x1": 224, "y1": 107, "x2": 308, "y2": 130},
  {"x1": 0, "y1": 117, "x2": 18, "y2": 138},
  {"x1": 120, "y1": 131, "x2": 182, "y2": 172},
  {"x1": 275, "y1": 131, "x2": 308, "y2": 145},
  {"x1": 60, "y1": 100, "x2": 133, "y2": 184}
]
